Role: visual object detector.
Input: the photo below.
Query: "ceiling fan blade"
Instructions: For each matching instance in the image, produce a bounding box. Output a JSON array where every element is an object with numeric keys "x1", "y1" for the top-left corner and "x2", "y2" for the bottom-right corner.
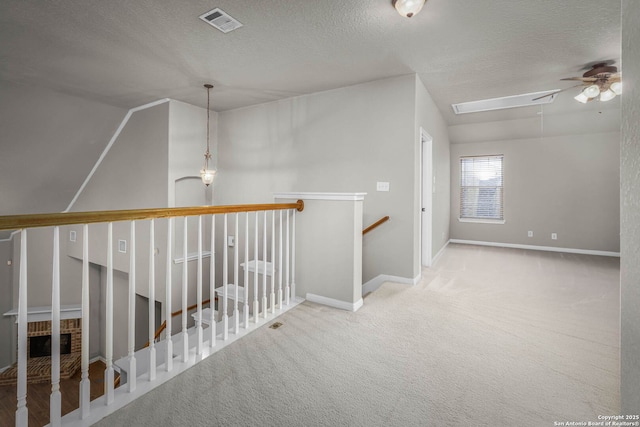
[
  {"x1": 561, "y1": 77, "x2": 596, "y2": 82},
  {"x1": 531, "y1": 84, "x2": 584, "y2": 101}
]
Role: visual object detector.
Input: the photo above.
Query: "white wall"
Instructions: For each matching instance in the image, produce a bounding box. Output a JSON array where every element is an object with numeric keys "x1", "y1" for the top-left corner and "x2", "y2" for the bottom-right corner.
[
  {"x1": 0, "y1": 82, "x2": 126, "y2": 232},
  {"x1": 217, "y1": 75, "x2": 420, "y2": 283},
  {"x1": 449, "y1": 132, "x2": 620, "y2": 252},
  {"x1": 621, "y1": 0, "x2": 640, "y2": 413},
  {"x1": 415, "y1": 76, "x2": 451, "y2": 272}
]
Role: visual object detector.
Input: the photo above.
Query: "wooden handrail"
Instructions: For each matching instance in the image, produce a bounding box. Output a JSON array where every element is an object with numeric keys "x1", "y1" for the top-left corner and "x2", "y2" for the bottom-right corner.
[
  {"x1": 144, "y1": 298, "x2": 213, "y2": 348},
  {"x1": 363, "y1": 216, "x2": 390, "y2": 235},
  {"x1": 0, "y1": 200, "x2": 304, "y2": 231},
  {"x1": 172, "y1": 298, "x2": 211, "y2": 318}
]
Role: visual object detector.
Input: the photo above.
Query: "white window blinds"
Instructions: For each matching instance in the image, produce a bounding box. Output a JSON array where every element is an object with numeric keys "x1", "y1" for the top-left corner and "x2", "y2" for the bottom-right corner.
[{"x1": 460, "y1": 155, "x2": 504, "y2": 221}]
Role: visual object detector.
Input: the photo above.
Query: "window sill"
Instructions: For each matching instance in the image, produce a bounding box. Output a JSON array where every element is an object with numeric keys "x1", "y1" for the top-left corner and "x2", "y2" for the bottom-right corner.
[{"x1": 458, "y1": 218, "x2": 505, "y2": 225}]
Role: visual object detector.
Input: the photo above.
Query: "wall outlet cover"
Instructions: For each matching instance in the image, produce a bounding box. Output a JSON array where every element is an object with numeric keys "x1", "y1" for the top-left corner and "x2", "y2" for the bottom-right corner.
[
  {"x1": 551, "y1": 233, "x2": 558, "y2": 240},
  {"x1": 376, "y1": 181, "x2": 390, "y2": 192}
]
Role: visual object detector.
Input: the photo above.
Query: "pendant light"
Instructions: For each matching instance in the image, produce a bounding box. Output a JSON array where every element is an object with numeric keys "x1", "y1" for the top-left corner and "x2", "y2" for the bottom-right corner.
[{"x1": 200, "y1": 84, "x2": 216, "y2": 186}]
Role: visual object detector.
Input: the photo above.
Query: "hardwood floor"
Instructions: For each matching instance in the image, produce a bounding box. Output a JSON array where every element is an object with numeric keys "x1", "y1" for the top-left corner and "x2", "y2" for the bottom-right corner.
[{"x1": 0, "y1": 361, "x2": 118, "y2": 427}]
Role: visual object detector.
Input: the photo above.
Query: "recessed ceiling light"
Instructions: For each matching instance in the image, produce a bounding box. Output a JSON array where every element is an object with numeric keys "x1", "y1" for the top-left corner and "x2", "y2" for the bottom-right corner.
[{"x1": 452, "y1": 90, "x2": 559, "y2": 114}]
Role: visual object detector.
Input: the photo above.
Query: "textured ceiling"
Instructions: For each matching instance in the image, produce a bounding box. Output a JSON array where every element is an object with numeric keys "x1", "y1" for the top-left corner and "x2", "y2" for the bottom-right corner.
[
  {"x1": 0, "y1": 0, "x2": 623, "y2": 239},
  {"x1": 0, "y1": 0, "x2": 622, "y2": 125}
]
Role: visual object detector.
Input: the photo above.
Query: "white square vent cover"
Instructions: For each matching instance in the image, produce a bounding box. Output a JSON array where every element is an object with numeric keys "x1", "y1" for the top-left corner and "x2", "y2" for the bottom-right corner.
[{"x1": 199, "y1": 8, "x2": 243, "y2": 33}]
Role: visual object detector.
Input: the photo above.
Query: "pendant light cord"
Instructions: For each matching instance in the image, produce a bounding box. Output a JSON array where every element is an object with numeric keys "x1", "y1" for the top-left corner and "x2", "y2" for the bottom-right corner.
[{"x1": 204, "y1": 84, "x2": 213, "y2": 164}]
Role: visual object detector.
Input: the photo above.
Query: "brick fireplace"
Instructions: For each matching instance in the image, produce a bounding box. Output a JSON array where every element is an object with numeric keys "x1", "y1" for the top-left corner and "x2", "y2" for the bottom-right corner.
[{"x1": 0, "y1": 306, "x2": 83, "y2": 386}]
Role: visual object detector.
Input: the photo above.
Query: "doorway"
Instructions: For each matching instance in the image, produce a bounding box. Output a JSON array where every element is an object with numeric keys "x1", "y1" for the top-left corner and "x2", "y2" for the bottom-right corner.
[{"x1": 420, "y1": 128, "x2": 433, "y2": 267}]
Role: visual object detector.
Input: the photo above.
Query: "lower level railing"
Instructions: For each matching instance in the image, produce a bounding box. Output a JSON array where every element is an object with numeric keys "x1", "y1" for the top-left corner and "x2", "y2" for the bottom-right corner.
[{"x1": 0, "y1": 200, "x2": 303, "y2": 426}]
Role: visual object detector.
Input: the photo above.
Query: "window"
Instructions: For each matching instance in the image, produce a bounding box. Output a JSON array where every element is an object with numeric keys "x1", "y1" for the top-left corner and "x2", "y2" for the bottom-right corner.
[{"x1": 459, "y1": 155, "x2": 504, "y2": 222}]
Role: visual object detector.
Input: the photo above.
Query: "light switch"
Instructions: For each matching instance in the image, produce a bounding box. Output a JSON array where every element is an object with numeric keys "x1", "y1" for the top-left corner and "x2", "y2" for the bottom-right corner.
[{"x1": 376, "y1": 182, "x2": 390, "y2": 192}]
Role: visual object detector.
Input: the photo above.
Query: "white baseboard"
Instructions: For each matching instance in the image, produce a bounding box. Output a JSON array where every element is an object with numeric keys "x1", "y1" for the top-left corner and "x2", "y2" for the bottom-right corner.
[
  {"x1": 362, "y1": 274, "x2": 420, "y2": 295},
  {"x1": 449, "y1": 239, "x2": 620, "y2": 257},
  {"x1": 306, "y1": 293, "x2": 363, "y2": 312},
  {"x1": 90, "y1": 355, "x2": 107, "y2": 365},
  {"x1": 431, "y1": 240, "x2": 450, "y2": 266}
]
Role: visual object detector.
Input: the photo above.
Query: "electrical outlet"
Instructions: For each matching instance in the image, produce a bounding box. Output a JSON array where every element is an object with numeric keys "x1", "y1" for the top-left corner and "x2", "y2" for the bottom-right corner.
[
  {"x1": 376, "y1": 181, "x2": 390, "y2": 192},
  {"x1": 551, "y1": 233, "x2": 557, "y2": 240},
  {"x1": 228, "y1": 236, "x2": 235, "y2": 247},
  {"x1": 527, "y1": 231, "x2": 533, "y2": 237}
]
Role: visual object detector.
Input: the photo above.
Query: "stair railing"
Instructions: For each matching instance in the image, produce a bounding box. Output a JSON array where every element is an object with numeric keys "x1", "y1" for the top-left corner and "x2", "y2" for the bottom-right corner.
[
  {"x1": 0, "y1": 199, "x2": 303, "y2": 427},
  {"x1": 362, "y1": 215, "x2": 390, "y2": 235}
]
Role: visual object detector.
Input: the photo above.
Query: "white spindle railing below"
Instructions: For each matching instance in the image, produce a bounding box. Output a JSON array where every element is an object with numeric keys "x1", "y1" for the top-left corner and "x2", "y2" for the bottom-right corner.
[{"x1": 2, "y1": 200, "x2": 303, "y2": 427}]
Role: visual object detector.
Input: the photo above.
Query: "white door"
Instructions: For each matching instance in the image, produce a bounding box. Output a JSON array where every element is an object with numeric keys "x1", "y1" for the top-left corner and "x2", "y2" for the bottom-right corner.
[{"x1": 421, "y1": 129, "x2": 433, "y2": 267}]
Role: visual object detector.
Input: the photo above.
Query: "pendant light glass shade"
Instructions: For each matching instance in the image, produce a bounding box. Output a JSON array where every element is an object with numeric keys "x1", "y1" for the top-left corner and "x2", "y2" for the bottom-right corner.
[
  {"x1": 201, "y1": 84, "x2": 216, "y2": 187},
  {"x1": 583, "y1": 84, "x2": 600, "y2": 98},
  {"x1": 599, "y1": 89, "x2": 616, "y2": 102},
  {"x1": 200, "y1": 168, "x2": 216, "y2": 186},
  {"x1": 574, "y1": 92, "x2": 589, "y2": 103},
  {"x1": 610, "y1": 81, "x2": 622, "y2": 95},
  {"x1": 393, "y1": 0, "x2": 426, "y2": 18}
]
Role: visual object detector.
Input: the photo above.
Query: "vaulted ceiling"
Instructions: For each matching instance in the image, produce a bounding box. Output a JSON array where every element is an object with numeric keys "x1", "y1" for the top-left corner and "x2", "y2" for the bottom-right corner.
[
  {"x1": 1, "y1": 0, "x2": 621, "y2": 123},
  {"x1": 0, "y1": 0, "x2": 622, "y2": 238}
]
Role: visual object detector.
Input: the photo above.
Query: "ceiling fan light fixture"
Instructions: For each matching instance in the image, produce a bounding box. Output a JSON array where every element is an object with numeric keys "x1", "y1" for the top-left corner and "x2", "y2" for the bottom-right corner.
[
  {"x1": 599, "y1": 89, "x2": 616, "y2": 102},
  {"x1": 610, "y1": 81, "x2": 622, "y2": 95},
  {"x1": 392, "y1": 0, "x2": 426, "y2": 18},
  {"x1": 583, "y1": 84, "x2": 601, "y2": 98},
  {"x1": 574, "y1": 92, "x2": 590, "y2": 103}
]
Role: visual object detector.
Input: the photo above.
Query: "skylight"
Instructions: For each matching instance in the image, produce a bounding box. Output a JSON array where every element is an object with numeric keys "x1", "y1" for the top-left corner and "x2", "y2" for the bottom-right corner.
[{"x1": 451, "y1": 90, "x2": 559, "y2": 115}]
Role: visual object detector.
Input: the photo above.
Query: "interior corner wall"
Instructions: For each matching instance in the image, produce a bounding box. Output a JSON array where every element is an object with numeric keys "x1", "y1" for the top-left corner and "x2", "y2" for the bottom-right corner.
[
  {"x1": 0, "y1": 81, "x2": 127, "y2": 218},
  {"x1": 217, "y1": 75, "x2": 417, "y2": 283},
  {"x1": 449, "y1": 132, "x2": 620, "y2": 252},
  {"x1": 621, "y1": 0, "x2": 640, "y2": 413},
  {"x1": 415, "y1": 76, "x2": 451, "y2": 273}
]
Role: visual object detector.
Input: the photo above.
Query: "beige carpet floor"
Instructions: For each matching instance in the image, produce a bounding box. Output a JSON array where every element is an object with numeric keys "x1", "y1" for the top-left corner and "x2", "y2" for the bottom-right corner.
[{"x1": 94, "y1": 243, "x2": 620, "y2": 426}]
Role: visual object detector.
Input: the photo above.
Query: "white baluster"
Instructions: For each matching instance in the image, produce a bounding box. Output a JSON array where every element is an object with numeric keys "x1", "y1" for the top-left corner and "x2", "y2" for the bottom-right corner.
[
  {"x1": 253, "y1": 212, "x2": 259, "y2": 323},
  {"x1": 262, "y1": 211, "x2": 268, "y2": 318},
  {"x1": 196, "y1": 216, "x2": 204, "y2": 355},
  {"x1": 285, "y1": 210, "x2": 290, "y2": 306},
  {"x1": 182, "y1": 217, "x2": 189, "y2": 362},
  {"x1": 128, "y1": 221, "x2": 137, "y2": 391},
  {"x1": 148, "y1": 220, "x2": 156, "y2": 381},
  {"x1": 233, "y1": 213, "x2": 240, "y2": 334},
  {"x1": 278, "y1": 211, "x2": 283, "y2": 310},
  {"x1": 165, "y1": 218, "x2": 173, "y2": 371},
  {"x1": 50, "y1": 226, "x2": 61, "y2": 427},
  {"x1": 270, "y1": 211, "x2": 276, "y2": 314},
  {"x1": 105, "y1": 222, "x2": 114, "y2": 404},
  {"x1": 80, "y1": 224, "x2": 90, "y2": 418},
  {"x1": 16, "y1": 229, "x2": 28, "y2": 426},
  {"x1": 222, "y1": 214, "x2": 229, "y2": 340},
  {"x1": 291, "y1": 210, "x2": 297, "y2": 302},
  {"x1": 243, "y1": 213, "x2": 250, "y2": 328},
  {"x1": 209, "y1": 215, "x2": 216, "y2": 346}
]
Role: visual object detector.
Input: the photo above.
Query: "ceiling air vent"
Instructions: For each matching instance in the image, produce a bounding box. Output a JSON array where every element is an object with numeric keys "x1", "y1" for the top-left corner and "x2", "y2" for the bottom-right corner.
[{"x1": 199, "y1": 8, "x2": 243, "y2": 33}]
